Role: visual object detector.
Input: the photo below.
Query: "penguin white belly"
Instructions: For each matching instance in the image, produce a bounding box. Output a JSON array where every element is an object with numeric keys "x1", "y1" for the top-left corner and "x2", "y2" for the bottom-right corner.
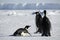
[{"x1": 21, "y1": 32, "x2": 30, "y2": 36}]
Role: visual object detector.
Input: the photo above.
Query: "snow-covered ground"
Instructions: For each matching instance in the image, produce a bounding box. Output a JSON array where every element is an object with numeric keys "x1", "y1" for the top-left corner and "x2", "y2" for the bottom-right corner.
[{"x1": 0, "y1": 10, "x2": 60, "y2": 40}]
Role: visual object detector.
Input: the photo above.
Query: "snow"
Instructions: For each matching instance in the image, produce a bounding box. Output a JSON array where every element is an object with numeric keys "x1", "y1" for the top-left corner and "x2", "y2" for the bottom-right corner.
[{"x1": 0, "y1": 10, "x2": 60, "y2": 40}]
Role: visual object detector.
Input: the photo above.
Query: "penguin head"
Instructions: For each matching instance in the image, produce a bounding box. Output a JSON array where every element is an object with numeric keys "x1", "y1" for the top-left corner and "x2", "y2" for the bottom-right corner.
[
  {"x1": 24, "y1": 25, "x2": 30, "y2": 29},
  {"x1": 32, "y1": 11, "x2": 40, "y2": 15},
  {"x1": 44, "y1": 10, "x2": 46, "y2": 16}
]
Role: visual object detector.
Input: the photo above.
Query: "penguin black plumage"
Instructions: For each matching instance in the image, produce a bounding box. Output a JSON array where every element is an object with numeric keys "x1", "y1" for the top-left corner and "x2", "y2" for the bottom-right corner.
[
  {"x1": 33, "y1": 11, "x2": 43, "y2": 33},
  {"x1": 10, "y1": 25, "x2": 31, "y2": 36},
  {"x1": 42, "y1": 10, "x2": 51, "y2": 36}
]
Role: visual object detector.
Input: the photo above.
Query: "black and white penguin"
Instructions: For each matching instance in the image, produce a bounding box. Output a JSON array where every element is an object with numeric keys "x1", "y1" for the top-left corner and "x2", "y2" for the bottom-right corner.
[
  {"x1": 10, "y1": 25, "x2": 31, "y2": 36},
  {"x1": 32, "y1": 11, "x2": 43, "y2": 33},
  {"x1": 42, "y1": 10, "x2": 51, "y2": 36}
]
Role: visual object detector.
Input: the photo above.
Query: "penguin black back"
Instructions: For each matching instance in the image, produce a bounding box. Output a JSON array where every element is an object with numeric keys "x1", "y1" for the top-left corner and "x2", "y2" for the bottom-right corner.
[
  {"x1": 33, "y1": 11, "x2": 43, "y2": 33},
  {"x1": 35, "y1": 12, "x2": 42, "y2": 28},
  {"x1": 42, "y1": 10, "x2": 51, "y2": 36}
]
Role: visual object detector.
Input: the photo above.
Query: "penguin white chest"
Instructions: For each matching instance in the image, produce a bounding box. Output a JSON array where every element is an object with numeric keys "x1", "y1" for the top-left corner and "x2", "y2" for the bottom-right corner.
[{"x1": 21, "y1": 32, "x2": 30, "y2": 36}]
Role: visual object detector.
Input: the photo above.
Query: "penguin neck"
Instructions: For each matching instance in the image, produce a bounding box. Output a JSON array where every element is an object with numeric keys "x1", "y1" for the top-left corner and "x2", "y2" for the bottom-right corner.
[
  {"x1": 44, "y1": 13, "x2": 46, "y2": 17},
  {"x1": 44, "y1": 14, "x2": 46, "y2": 17}
]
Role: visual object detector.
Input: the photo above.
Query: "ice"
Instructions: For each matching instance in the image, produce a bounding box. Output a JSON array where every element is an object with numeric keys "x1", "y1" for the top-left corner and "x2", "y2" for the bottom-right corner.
[{"x1": 0, "y1": 10, "x2": 60, "y2": 40}]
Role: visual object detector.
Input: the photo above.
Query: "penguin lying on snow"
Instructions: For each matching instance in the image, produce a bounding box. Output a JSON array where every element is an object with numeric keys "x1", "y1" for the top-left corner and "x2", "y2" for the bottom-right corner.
[
  {"x1": 10, "y1": 25, "x2": 31, "y2": 36},
  {"x1": 42, "y1": 10, "x2": 51, "y2": 36}
]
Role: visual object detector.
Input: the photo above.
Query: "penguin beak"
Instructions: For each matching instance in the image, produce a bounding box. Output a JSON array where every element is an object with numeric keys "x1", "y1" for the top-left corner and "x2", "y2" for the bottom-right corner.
[{"x1": 32, "y1": 12, "x2": 36, "y2": 15}]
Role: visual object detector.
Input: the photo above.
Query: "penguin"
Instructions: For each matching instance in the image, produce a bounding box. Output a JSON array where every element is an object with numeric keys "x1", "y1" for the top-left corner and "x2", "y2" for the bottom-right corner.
[
  {"x1": 42, "y1": 10, "x2": 51, "y2": 36},
  {"x1": 32, "y1": 11, "x2": 43, "y2": 33},
  {"x1": 10, "y1": 25, "x2": 31, "y2": 36}
]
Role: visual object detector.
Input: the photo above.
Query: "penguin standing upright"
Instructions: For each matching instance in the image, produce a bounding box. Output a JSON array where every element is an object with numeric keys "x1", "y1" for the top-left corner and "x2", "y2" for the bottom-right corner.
[
  {"x1": 42, "y1": 10, "x2": 51, "y2": 36},
  {"x1": 33, "y1": 11, "x2": 43, "y2": 33}
]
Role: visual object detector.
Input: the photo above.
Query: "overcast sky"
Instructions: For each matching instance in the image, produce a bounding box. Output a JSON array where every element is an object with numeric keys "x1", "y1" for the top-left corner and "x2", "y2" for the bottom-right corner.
[{"x1": 0, "y1": 0, "x2": 60, "y2": 4}]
